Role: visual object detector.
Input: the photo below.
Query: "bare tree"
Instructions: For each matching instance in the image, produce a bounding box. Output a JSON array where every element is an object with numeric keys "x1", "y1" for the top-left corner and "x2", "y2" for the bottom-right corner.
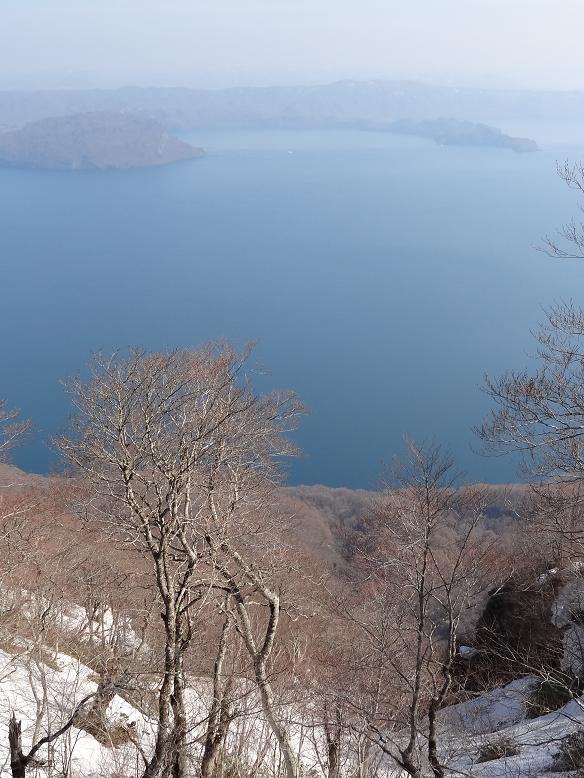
[
  {"x1": 0, "y1": 400, "x2": 30, "y2": 464},
  {"x1": 481, "y1": 159, "x2": 584, "y2": 484},
  {"x1": 300, "y1": 589, "x2": 374, "y2": 778},
  {"x1": 480, "y1": 301, "x2": 584, "y2": 483},
  {"x1": 205, "y1": 506, "x2": 305, "y2": 778},
  {"x1": 57, "y1": 344, "x2": 303, "y2": 778},
  {"x1": 8, "y1": 691, "x2": 98, "y2": 778},
  {"x1": 543, "y1": 161, "x2": 584, "y2": 261},
  {"x1": 199, "y1": 605, "x2": 238, "y2": 778},
  {"x1": 343, "y1": 442, "x2": 491, "y2": 778},
  {"x1": 478, "y1": 161, "x2": 584, "y2": 566}
]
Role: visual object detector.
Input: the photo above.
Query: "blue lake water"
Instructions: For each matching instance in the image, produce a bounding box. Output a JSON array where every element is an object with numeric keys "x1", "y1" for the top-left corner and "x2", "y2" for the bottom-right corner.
[{"x1": 2, "y1": 128, "x2": 584, "y2": 487}]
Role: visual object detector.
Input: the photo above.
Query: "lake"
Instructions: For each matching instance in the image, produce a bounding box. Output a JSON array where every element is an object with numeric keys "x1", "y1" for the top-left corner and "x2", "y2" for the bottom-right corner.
[{"x1": 1, "y1": 127, "x2": 584, "y2": 488}]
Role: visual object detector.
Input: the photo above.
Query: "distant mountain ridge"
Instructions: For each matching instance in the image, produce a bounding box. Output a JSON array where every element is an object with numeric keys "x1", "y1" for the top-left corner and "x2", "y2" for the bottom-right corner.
[
  {"x1": 0, "y1": 80, "x2": 579, "y2": 133},
  {"x1": 0, "y1": 111, "x2": 204, "y2": 170}
]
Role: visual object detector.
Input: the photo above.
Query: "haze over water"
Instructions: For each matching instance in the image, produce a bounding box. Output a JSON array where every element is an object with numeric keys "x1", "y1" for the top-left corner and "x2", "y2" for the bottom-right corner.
[{"x1": 2, "y1": 127, "x2": 583, "y2": 487}]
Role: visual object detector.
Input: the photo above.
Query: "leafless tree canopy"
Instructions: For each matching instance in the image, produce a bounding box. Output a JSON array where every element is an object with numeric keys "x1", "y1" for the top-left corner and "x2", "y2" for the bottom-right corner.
[
  {"x1": 56, "y1": 344, "x2": 305, "y2": 778},
  {"x1": 0, "y1": 400, "x2": 30, "y2": 462},
  {"x1": 328, "y1": 442, "x2": 494, "y2": 778},
  {"x1": 479, "y1": 302, "x2": 584, "y2": 480},
  {"x1": 481, "y1": 163, "x2": 584, "y2": 483},
  {"x1": 543, "y1": 161, "x2": 584, "y2": 260}
]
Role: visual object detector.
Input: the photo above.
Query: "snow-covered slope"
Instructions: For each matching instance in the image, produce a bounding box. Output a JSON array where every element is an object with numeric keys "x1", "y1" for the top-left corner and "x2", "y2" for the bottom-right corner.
[
  {"x1": 3, "y1": 574, "x2": 584, "y2": 777},
  {"x1": 0, "y1": 647, "x2": 152, "y2": 777},
  {"x1": 439, "y1": 682, "x2": 584, "y2": 776}
]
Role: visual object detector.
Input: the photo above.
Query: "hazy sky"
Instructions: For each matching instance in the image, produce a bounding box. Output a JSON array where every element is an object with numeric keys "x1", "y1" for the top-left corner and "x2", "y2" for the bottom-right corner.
[{"x1": 2, "y1": 0, "x2": 584, "y2": 91}]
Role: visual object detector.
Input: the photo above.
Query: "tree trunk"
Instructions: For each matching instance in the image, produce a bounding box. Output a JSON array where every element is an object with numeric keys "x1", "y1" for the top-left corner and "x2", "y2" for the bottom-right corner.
[
  {"x1": 199, "y1": 742, "x2": 219, "y2": 778},
  {"x1": 9, "y1": 715, "x2": 27, "y2": 778},
  {"x1": 254, "y1": 656, "x2": 297, "y2": 778},
  {"x1": 427, "y1": 701, "x2": 445, "y2": 778},
  {"x1": 201, "y1": 616, "x2": 232, "y2": 778},
  {"x1": 76, "y1": 672, "x2": 117, "y2": 741},
  {"x1": 142, "y1": 600, "x2": 178, "y2": 778},
  {"x1": 230, "y1": 577, "x2": 297, "y2": 778},
  {"x1": 398, "y1": 755, "x2": 423, "y2": 778},
  {"x1": 326, "y1": 740, "x2": 339, "y2": 778},
  {"x1": 170, "y1": 648, "x2": 188, "y2": 778},
  {"x1": 323, "y1": 702, "x2": 341, "y2": 778}
]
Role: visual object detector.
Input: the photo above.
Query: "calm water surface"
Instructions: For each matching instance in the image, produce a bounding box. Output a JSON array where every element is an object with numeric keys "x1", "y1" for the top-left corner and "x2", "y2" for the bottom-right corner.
[{"x1": 2, "y1": 128, "x2": 584, "y2": 487}]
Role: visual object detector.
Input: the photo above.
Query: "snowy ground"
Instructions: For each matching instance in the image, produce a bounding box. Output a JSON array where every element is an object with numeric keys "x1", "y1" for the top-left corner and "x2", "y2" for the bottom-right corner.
[
  {"x1": 439, "y1": 680, "x2": 584, "y2": 776},
  {"x1": 0, "y1": 647, "x2": 153, "y2": 777},
  {"x1": 2, "y1": 577, "x2": 584, "y2": 776}
]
